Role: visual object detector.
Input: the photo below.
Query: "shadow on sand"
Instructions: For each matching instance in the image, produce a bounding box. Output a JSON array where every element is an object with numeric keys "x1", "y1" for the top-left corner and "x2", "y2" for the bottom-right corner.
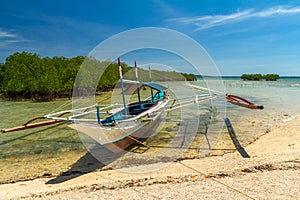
[
  {"x1": 45, "y1": 142, "x2": 238, "y2": 185},
  {"x1": 46, "y1": 118, "x2": 246, "y2": 184},
  {"x1": 46, "y1": 143, "x2": 126, "y2": 184}
]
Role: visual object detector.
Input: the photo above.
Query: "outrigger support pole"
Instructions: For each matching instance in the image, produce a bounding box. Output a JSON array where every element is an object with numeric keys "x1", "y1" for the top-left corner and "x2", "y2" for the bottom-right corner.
[
  {"x1": 96, "y1": 105, "x2": 101, "y2": 124},
  {"x1": 186, "y1": 83, "x2": 264, "y2": 110},
  {"x1": 118, "y1": 57, "x2": 128, "y2": 115}
]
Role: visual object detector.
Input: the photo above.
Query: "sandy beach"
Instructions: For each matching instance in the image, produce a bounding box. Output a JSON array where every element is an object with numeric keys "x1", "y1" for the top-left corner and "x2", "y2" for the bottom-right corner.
[
  {"x1": 2, "y1": 1, "x2": 300, "y2": 199},
  {"x1": 0, "y1": 114, "x2": 299, "y2": 200}
]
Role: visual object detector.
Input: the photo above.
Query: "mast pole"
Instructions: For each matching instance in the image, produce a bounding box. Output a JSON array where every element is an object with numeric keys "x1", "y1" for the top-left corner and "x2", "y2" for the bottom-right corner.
[
  {"x1": 148, "y1": 65, "x2": 152, "y2": 82},
  {"x1": 149, "y1": 65, "x2": 154, "y2": 101},
  {"x1": 135, "y1": 61, "x2": 142, "y2": 112},
  {"x1": 118, "y1": 57, "x2": 128, "y2": 115}
]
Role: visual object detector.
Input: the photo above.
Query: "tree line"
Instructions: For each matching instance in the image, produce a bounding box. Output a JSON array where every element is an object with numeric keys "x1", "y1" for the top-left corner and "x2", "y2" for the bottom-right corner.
[
  {"x1": 241, "y1": 74, "x2": 280, "y2": 81},
  {"x1": 0, "y1": 52, "x2": 196, "y2": 101}
]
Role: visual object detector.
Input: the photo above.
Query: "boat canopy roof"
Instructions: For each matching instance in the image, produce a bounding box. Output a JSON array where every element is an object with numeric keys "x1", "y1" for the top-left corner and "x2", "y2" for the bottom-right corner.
[
  {"x1": 141, "y1": 82, "x2": 168, "y2": 91},
  {"x1": 122, "y1": 79, "x2": 167, "y2": 95}
]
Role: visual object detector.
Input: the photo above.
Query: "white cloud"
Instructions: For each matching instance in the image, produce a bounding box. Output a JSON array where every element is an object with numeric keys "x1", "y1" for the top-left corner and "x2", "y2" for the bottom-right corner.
[
  {"x1": 0, "y1": 28, "x2": 18, "y2": 37},
  {"x1": 167, "y1": 6, "x2": 300, "y2": 30},
  {"x1": 252, "y1": 6, "x2": 300, "y2": 17},
  {"x1": 0, "y1": 28, "x2": 32, "y2": 49}
]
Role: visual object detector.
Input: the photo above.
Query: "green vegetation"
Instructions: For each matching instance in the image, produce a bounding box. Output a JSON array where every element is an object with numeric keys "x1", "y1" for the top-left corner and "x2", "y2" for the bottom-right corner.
[
  {"x1": 0, "y1": 63, "x2": 4, "y2": 90},
  {"x1": 263, "y1": 74, "x2": 280, "y2": 81},
  {"x1": 241, "y1": 74, "x2": 263, "y2": 81},
  {"x1": 0, "y1": 51, "x2": 196, "y2": 101},
  {"x1": 0, "y1": 52, "x2": 85, "y2": 101},
  {"x1": 181, "y1": 73, "x2": 197, "y2": 81},
  {"x1": 241, "y1": 73, "x2": 280, "y2": 81}
]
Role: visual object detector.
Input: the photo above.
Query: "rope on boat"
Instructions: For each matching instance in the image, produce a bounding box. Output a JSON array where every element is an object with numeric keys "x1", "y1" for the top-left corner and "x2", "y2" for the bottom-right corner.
[
  {"x1": 48, "y1": 100, "x2": 72, "y2": 114},
  {"x1": 169, "y1": 98, "x2": 177, "y2": 109},
  {"x1": 127, "y1": 135, "x2": 151, "y2": 152}
]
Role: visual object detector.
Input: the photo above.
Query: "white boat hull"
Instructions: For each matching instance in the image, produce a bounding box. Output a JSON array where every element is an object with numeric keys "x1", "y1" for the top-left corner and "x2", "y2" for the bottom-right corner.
[{"x1": 68, "y1": 101, "x2": 168, "y2": 153}]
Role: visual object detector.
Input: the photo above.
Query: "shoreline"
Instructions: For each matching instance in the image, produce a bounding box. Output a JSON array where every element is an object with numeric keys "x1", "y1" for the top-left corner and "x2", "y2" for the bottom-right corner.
[
  {"x1": 0, "y1": 109, "x2": 287, "y2": 185},
  {"x1": 1, "y1": 114, "x2": 299, "y2": 199}
]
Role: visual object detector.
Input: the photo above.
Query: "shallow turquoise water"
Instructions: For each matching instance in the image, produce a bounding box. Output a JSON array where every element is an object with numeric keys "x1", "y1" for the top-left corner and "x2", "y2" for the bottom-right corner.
[
  {"x1": 196, "y1": 77, "x2": 300, "y2": 145},
  {"x1": 1, "y1": 78, "x2": 299, "y2": 158},
  {"x1": 0, "y1": 78, "x2": 299, "y2": 182},
  {"x1": 222, "y1": 77, "x2": 300, "y2": 114},
  {"x1": 0, "y1": 99, "x2": 84, "y2": 158},
  {"x1": 197, "y1": 77, "x2": 300, "y2": 113}
]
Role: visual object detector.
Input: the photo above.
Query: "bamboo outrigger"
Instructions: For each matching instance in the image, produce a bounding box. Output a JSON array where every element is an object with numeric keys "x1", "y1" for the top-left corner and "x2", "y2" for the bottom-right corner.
[{"x1": 1, "y1": 112, "x2": 70, "y2": 133}]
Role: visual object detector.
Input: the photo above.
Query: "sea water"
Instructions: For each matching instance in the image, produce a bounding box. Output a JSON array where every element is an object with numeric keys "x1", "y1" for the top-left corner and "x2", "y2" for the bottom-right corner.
[
  {"x1": 226, "y1": 77, "x2": 300, "y2": 116},
  {"x1": 197, "y1": 76, "x2": 300, "y2": 114},
  {"x1": 0, "y1": 77, "x2": 300, "y2": 182},
  {"x1": 194, "y1": 76, "x2": 300, "y2": 155}
]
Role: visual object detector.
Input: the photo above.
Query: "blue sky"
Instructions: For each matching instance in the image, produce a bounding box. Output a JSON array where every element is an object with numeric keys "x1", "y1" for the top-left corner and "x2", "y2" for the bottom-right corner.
[{"x1": 1, "y1": 0, "x2": 300, "y2": 75}]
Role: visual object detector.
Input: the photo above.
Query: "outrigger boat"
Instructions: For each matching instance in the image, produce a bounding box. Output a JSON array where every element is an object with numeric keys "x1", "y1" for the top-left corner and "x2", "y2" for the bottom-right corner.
[{"x1": 1, "y1": 58, "x2": 263, "y2": 153}]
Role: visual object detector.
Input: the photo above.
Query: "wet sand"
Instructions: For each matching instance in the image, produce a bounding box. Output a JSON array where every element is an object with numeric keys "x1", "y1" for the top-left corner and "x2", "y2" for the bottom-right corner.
[{"x1": 0, "y1": 114, "x2": 299, "y2": 199}]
